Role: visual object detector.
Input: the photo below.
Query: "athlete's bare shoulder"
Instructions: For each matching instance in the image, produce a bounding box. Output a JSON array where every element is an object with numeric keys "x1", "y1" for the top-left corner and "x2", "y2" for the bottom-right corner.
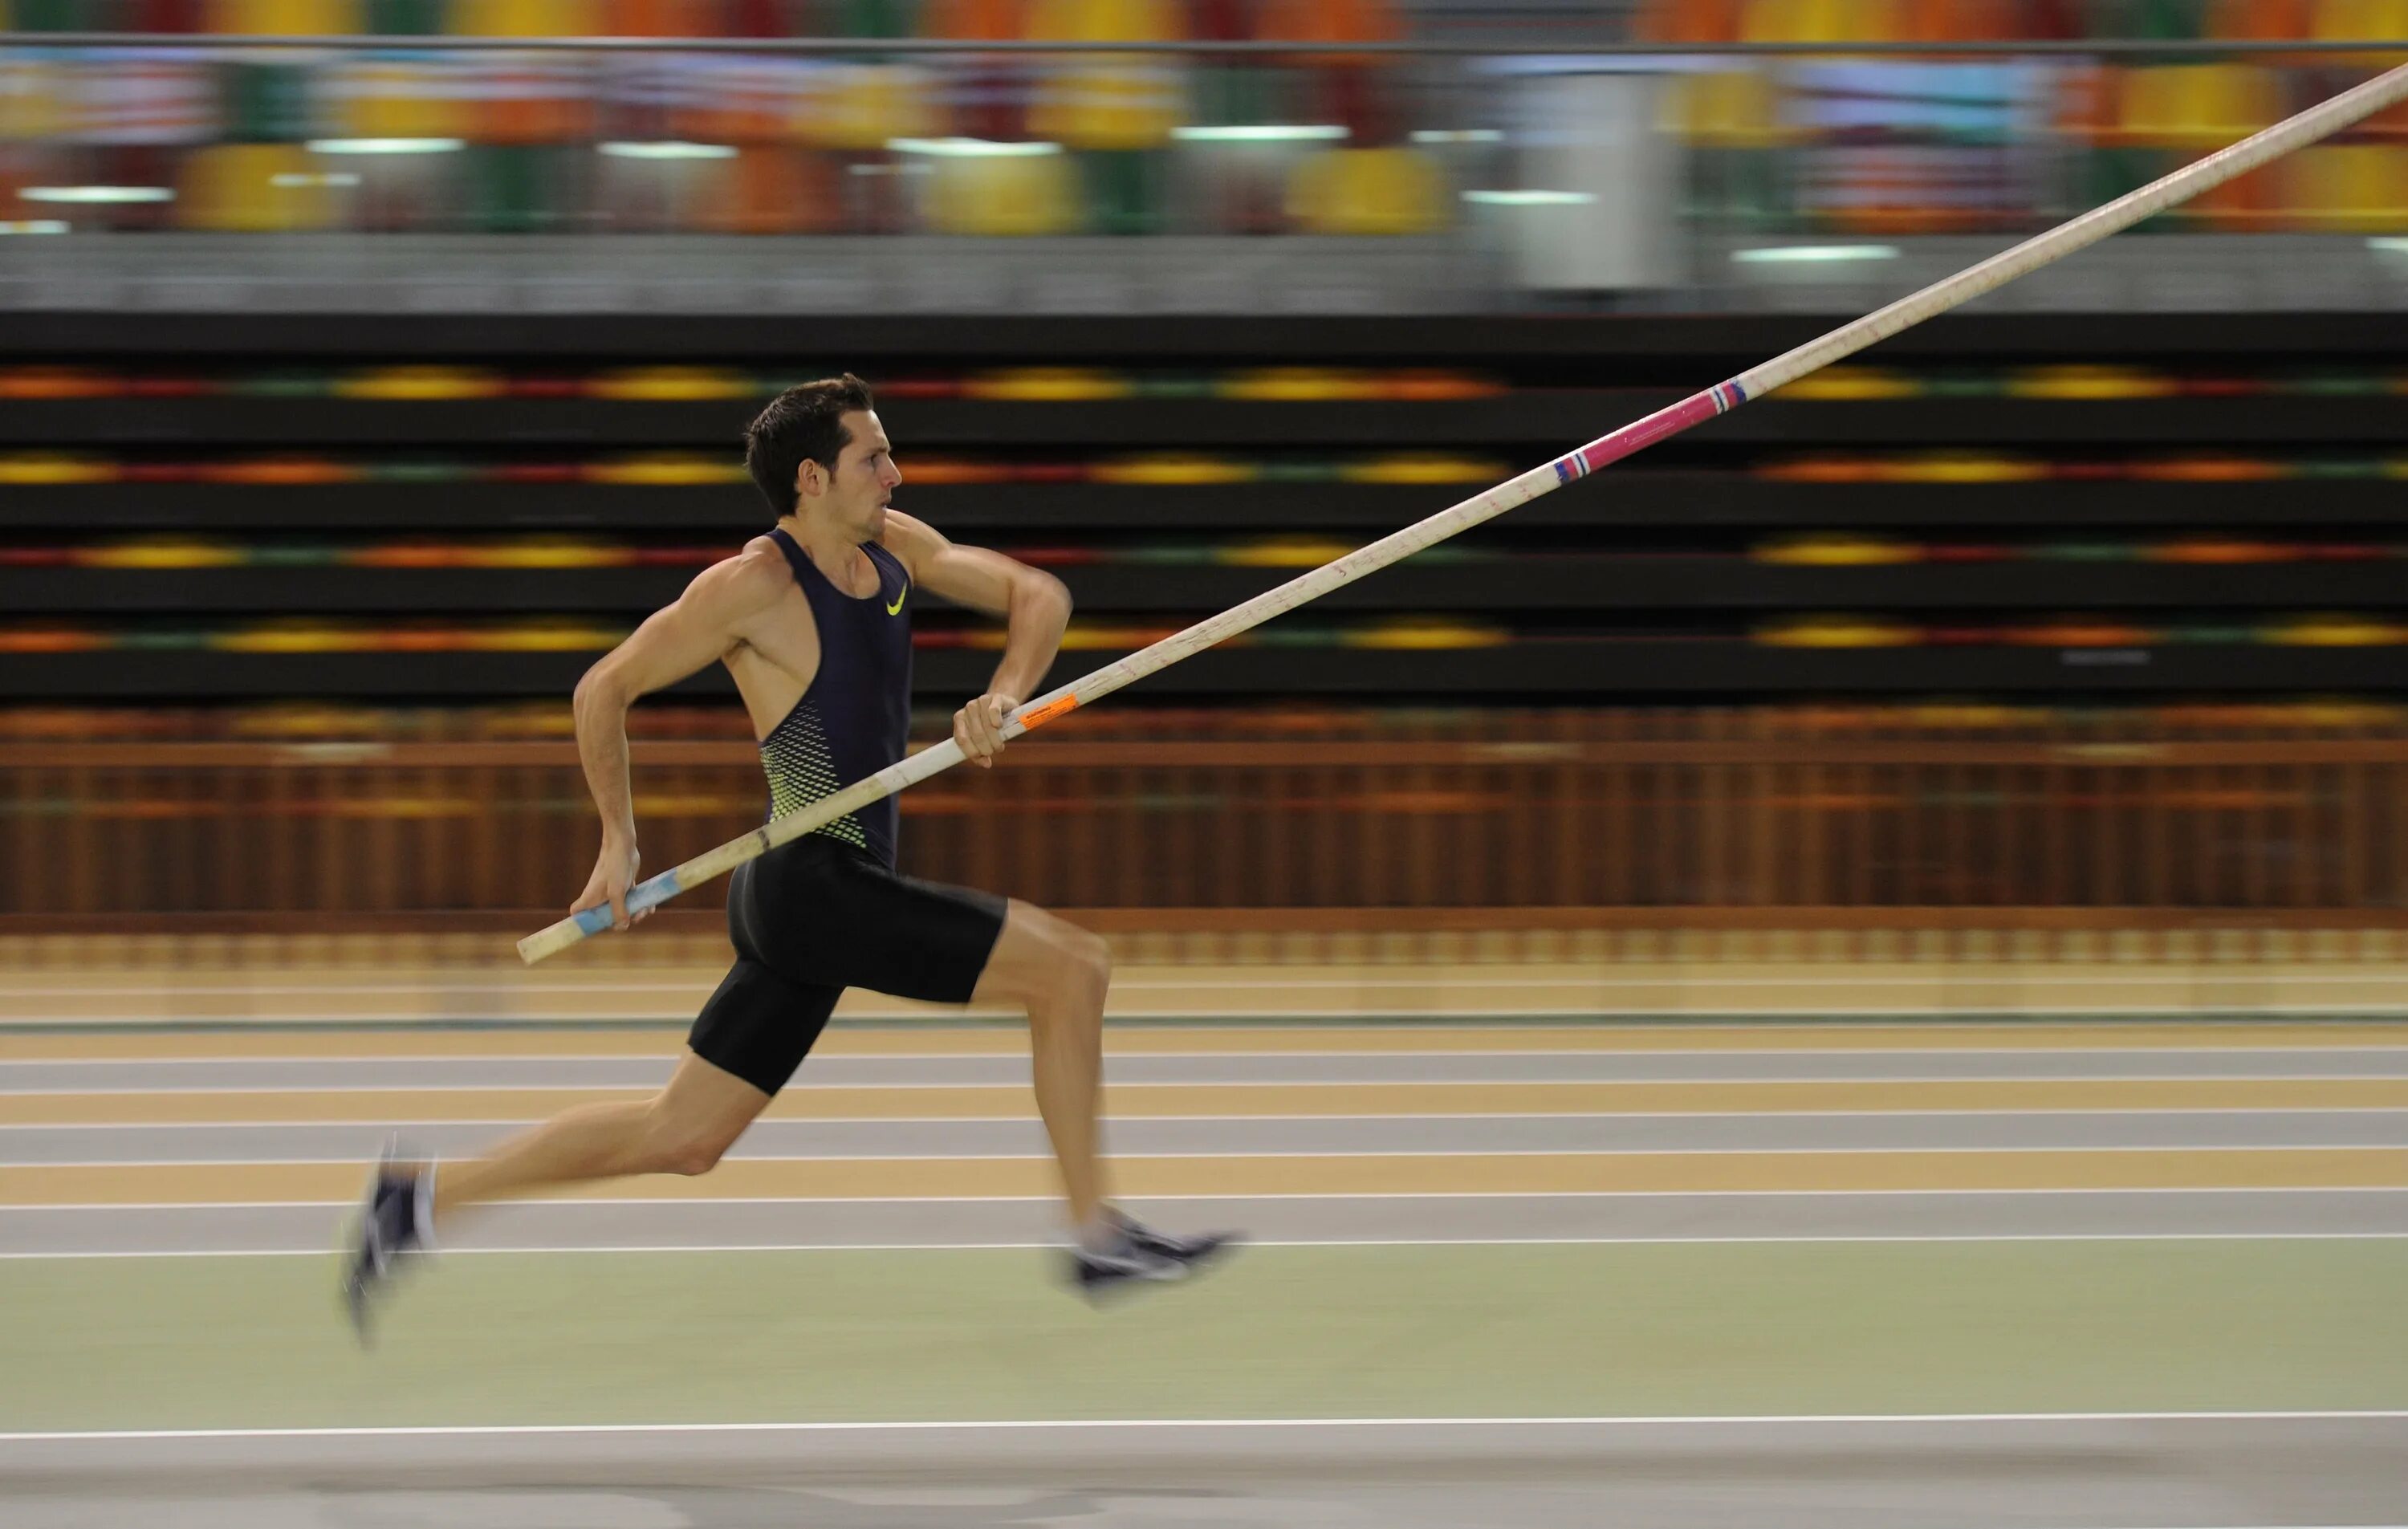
[
  {"x1": 685, "y1": 536, "x2": 792, "y2": 624},
  {"x1": 874, "y1": 508, "x2": 945, "y2": 571}
]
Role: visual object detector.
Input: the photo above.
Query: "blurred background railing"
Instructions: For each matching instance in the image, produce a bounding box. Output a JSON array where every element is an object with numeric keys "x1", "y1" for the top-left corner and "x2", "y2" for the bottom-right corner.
[{"x1": 8, "y1": 704, "x2": 2407, "y2": 921}]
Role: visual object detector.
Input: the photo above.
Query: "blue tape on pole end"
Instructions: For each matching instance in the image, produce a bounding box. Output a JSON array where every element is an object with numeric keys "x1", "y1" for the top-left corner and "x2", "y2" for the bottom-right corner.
[{"x1": 566, "y1": 870, "x2": 678, "y2": 940}]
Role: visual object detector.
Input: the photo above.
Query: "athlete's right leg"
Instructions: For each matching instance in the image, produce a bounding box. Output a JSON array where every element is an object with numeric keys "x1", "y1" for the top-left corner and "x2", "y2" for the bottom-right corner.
[
  {"x1": 967, "y1": 898, "x2": 1236, "y2": 1295},
  {"x1": 430, "y1": 1051, "x2": 769, "y2": 1224},
  {"x1": 970, "y1": 900, "x2": 1114, "y2": 1229}
]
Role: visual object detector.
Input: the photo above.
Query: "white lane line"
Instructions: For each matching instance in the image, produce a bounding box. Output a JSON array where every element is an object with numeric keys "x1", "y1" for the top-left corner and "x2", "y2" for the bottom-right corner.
[
  {"x1": 4, "y1": 1411, "x2": 2405, "y2": 1444},
  {"x1": 7, "y1": 1076, "x2": 2400, "y2": 1097},
  {"x1": 14, "y1": 1107, "x2": 2408, "y2": 1130},
  {"x1": 23, "y1": 1143, "x2": 2408, "y2": 1167},
  {"x1": 9, "y1": 1232, "x2": 2408, "y2": 1259},
  {"x1": 17, "y1": 1018, "x2": 2408, "y2": 1039},
  {"x1": 20, "y1": 1185, "x2": 2408, "y2": 1212},
  {"x1": 17, "y1": 1006, "x2": 2408, "y2": 1027},
  {"x1": 12, "y1": 1043, "x2": 2408, "y2": 1068},
  {"x1": 18, "y1": 971, "x2": 2408, "y2": 998}
]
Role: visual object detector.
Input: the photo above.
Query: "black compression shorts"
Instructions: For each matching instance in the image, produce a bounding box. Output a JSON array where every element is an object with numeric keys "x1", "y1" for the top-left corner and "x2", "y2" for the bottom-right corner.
[{"x1": 688, "y1": 835, "x2": 1008, "y2": 1095}]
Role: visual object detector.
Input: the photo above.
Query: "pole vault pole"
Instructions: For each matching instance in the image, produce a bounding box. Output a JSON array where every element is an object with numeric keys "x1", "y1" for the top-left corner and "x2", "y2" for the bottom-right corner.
[{"x1": 519, "y1": 59, "x2": 2408, "y2": 964}]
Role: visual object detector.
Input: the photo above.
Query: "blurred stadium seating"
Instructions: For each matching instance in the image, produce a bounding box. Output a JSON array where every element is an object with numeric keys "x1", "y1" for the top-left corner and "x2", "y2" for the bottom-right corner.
[{"x1": 4, "y1": 2, "x2": 2406, "y2": 239}]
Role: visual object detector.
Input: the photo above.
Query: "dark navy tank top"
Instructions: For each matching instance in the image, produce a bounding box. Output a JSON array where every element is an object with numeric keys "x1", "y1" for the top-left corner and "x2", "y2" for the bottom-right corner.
[{"x1": 758, "y1": 527, "x2": 912, "y2": 866}]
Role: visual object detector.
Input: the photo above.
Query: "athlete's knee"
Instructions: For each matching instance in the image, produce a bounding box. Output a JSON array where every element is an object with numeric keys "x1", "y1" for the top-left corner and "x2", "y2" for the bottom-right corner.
[
  {"x1": 1039, "y1": 925, "x2": 1110, "y2": 1010},
  {"x1": 637, "y1": 1101, "x2": 742, "y2": 1177},
  {"x1": 659, "y1": 1140, "x2": 730, "y2": 1177},
  {"x1": 649, "y1": 1126, "x2": 734, "y2": 1177},
  {"x1": 1068, "y1": 927, "x2": 1112, "y2": 986},
  {"x1": 983, "y1": 907, "x2": 1110, "y2": 1008}
]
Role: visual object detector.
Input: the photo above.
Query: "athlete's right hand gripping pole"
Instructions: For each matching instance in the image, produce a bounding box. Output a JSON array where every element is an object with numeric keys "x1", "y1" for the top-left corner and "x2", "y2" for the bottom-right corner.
[{"x1": 517, "y1": 59, "x2": 2408, "y2": 966}]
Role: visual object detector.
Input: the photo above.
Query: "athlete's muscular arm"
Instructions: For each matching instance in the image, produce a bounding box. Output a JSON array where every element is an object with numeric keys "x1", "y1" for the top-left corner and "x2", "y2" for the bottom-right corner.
[
  {"x1": 880, "y1": 510, "x2": 1071, "y2": 769},
  {"x1": 569, "y1": 551, "x2": 789, "y2": 928}
]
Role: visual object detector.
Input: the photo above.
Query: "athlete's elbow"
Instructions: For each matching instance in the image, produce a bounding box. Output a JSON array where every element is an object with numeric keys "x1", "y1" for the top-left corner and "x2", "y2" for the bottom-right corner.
[
  {"x1": 1021, "y1": 570, "x2": 1072, "y2": 621},
  {"x1": 572, "y1": 662, "x2": 633, "y2": 719}
]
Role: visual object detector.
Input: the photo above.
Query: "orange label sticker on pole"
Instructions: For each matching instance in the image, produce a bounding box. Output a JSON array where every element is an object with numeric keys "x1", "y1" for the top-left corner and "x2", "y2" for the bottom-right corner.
[{"x1": 1018, "y1": 695, "x2": 1080, "y2": 731}]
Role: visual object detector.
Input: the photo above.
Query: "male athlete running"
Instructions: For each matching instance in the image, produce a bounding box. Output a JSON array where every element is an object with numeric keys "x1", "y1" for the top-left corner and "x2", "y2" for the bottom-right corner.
[{"x1": 344, "y1": 375, "x2": 1233, "y2": 1336}]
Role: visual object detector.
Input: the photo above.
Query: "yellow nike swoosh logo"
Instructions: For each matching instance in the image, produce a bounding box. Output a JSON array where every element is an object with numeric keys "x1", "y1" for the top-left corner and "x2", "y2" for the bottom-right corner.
[{"x1": 886, "y1": 584, "x2": 907, "y2": 616}]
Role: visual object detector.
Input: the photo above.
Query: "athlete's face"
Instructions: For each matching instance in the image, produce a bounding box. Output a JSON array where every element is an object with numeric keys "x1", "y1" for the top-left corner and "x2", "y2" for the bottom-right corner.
[{"x1": 800, "y1": 409, "x2": 902, "y2": 540}]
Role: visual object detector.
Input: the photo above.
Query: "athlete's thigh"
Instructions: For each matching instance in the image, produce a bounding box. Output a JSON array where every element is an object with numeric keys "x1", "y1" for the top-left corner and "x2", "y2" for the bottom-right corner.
[
  {"x1": 656, "y1": 1047, "x2": 779, "y2": 1143},
  {"x1": 970, "y1": 898, "x2": 1107, "y2": 1006},
  {"x1": 686, "y1": 956, "x2": 842, "y2": 1097},
  {"x1": 765, "y1": 844, "x2": 1007, "y2": 1004}
]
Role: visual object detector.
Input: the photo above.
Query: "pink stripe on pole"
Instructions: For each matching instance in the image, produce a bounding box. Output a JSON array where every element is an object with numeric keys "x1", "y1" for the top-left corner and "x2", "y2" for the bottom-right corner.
[
  {"x1": 1554, "y1": 389, "x2": 1726, "y2": 484},
  {"x1": 1576, "y1": 391, "x2": 1727, "y2": 475}
]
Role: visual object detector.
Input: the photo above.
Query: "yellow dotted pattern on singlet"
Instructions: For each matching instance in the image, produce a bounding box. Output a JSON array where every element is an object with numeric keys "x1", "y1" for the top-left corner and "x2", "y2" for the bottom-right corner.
[{"x1": 758, "y1": 698, "x2": 869, "y2": 851}]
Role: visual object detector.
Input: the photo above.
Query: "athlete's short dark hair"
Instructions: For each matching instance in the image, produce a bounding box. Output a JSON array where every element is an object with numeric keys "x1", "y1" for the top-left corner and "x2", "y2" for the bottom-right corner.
[{"x1": 744, "y1": 373, "x2": 876, "y2": 518}]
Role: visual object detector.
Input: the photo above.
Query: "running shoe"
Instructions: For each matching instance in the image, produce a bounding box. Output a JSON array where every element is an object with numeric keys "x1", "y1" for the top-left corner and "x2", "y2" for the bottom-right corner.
[
  {"x1": 1068, "y1": 1210, "x2": 1239, "y2": 1300},
  {"x1": 340, "y1": 1136, "x2": 433, "y2": 1345}
]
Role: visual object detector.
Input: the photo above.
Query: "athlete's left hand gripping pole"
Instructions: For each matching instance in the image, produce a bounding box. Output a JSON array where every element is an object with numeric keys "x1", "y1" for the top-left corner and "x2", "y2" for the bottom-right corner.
[{"x1": 517, "y1": 57, "x2": 2408, "y2": 966}]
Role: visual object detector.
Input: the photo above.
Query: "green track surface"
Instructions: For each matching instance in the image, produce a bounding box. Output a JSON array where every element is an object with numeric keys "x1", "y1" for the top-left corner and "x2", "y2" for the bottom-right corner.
[{"x1": 6, "y1": 1242, "x2": 2406, "y2": 1430}]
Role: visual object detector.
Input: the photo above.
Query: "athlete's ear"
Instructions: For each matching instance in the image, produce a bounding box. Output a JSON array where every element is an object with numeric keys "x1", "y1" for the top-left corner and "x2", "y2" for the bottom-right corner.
[{"x1": 793, "y1": 458, "x2": 819, "y2": 504}]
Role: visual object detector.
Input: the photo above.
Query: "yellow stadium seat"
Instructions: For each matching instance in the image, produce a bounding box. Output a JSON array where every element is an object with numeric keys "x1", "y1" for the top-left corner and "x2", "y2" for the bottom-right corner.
[
  {"x1": 2118, "y1": 63, "x2": 2283, "y2": 148},
  {"x1": 206, "y1": 0, "x2": 361, "y2": 29},
  {"x1": 1023, "y1": 0, "x2": 1179, "y2": 42},
  {"x1": 447, "y1": 0, "x2": 599, "y2": 35},
  {"x1": 1662, "y1": 68, "x2": 1786, "y2": 150},
  {"x1": 925, "y1": 151, "x2": 1080, "y2": 234},
  {"x1": 1740, "y1": 0, "x2": 1896, "y2": 42},
  {"x1": 2309, "y1": 0, "x2": 2408, "y2": 64},
  {"x1": 1027, "y1": 66, "x2": 1186, "y2": 150},
  {"x1": 175, "y1": 144, "x2": 338, "y2": 231},
  {"x1": 323, "y1": 59, "x2": 469, "y2": 140},
  {"x1": 0, "y1": 56, "x2": 73, "y2": 141},
  {"x1": 2285, "y1": 143, "x2": 2408, "y2": 231},
  {"x1": 1285, "y1": 146, "x2": 1445, "y2": 234},
  {"x1": 1023, "y1": 0, "x2": 1186, "y2": 151},
  {"x1": 1831, "y1": 0, "x2": 1906, "y2": 38},
  {"x1": 2182, "y1": 65, "x2": 2288, "y2": 227},
  {"x1": 797, "y1": 63, "x2": 941, "y2": 151},
  {"x1": 2112, "y1": 66, "x2": 2187, "y2": 147},
  {"x1": 2109, "y1": 65, "x2": 2291, "y2": 226}
]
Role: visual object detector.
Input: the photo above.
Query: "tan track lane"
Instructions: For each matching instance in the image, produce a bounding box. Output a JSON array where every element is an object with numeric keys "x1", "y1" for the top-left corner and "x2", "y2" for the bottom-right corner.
[
  {"x1": 7, "y1": 1022, "x2": 2408, "y2": 1062},
  {"x1": 10, "y1": 1078, "x2": 2408, "y2": 1126},
  {"x1": 10, "y1": 1148, "x2": 2408, "y2": 1206}
]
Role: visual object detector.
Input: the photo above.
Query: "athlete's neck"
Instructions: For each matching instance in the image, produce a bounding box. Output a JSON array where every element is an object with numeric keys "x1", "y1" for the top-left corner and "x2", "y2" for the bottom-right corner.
[{"x1": 778, "y1": 512, "x2": 870, "y2": 584}]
